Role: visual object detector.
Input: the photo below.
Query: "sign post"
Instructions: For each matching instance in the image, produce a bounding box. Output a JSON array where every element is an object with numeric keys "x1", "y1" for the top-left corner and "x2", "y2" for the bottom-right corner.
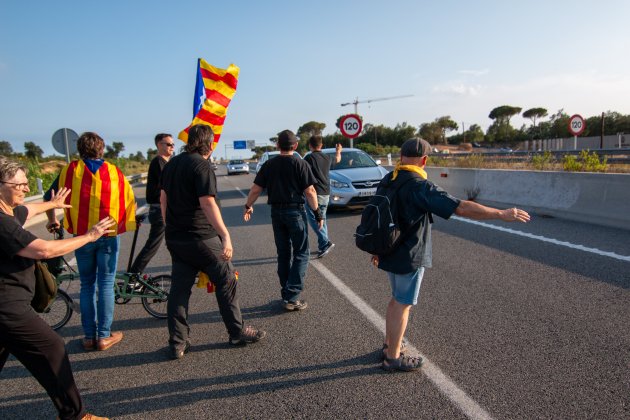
[
  {"x1": 52, "y1": 128, "x2": 79, "y2": 163},
  {"x1": 339, "y1": 114, "x2": 363, "y2": 148},
  {"x1": 568, "y1": 114, "x2": 586, "y2": 150}
]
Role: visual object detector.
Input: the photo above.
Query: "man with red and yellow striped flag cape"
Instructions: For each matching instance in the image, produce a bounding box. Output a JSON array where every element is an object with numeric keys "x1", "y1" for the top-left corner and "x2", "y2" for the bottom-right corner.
[
  {"x1": 178, "y1": 59, "x2": 240, "y2": 151},
  {"x1": 45, "y1": 132, "x2": 135, "y2": 352}
]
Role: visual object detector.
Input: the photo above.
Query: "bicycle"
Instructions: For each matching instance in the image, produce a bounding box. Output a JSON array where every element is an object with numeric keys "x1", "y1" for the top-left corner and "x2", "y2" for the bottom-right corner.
[{"x1": 38, "y1": 213, "x2": 172, "y2": 330}]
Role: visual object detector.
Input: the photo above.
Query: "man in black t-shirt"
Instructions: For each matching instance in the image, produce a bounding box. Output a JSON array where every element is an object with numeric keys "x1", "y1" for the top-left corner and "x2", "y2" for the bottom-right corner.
[
  {"x1": 371, "y1": 137, "x2": 530, "y2": 372},
  {"x1": 129, "y1": 133, "x2": 174, "y2": 274},
  {"x1": 160, "y1": 125, "x2": 266, "y2": 359},
  {"x1": 303, "y1": 135, "x2": 342, "y2": 258},
  {"x1": 243, "y1": 129, "x2": 323, "y2": 311}
]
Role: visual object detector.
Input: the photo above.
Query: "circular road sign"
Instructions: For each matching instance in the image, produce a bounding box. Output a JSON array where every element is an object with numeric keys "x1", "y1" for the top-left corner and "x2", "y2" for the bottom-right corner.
[
  {"x1": 568, "y1": 114, "x2": 586, "y2": 136},
  {"x1": 52, "y1": 128, "x2": 79, "y2": 155},
  {"x1": 339, "y1": 114, "x2": 363, "y2": 139}
]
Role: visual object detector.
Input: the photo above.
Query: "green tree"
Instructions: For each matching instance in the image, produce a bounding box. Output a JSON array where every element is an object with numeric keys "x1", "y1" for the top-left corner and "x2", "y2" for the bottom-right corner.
[
  {"x1": 24, "y1": 141, "x2": 44, "y2": 161},
  {"x1": 522, "y1": 107, "x2": 548, "y2": 127},
  {"x1": 147, "y1": 148, "x2": 158, "y2": 161},
  {"x1": 129, "y1": 151, "x2": 146, "y2": 162},
  {"x1": 104, "y1": 141, "x2": 125, "y2": 158},
  {"x1": 489, "y1": 105, "x2": 522, "y2": 126},
  {"x1": 436, "y1": 116, "x2": 458, "y2": 143},
  {"x1": 295, "y1": 121, "x2": 326, "y2": 153},
  {"x1": 0, "y1": 140, "x2": 14, "y2": 155},
  {"x1": 418, "y1": 121, "x2": 442, "y2": 144}
]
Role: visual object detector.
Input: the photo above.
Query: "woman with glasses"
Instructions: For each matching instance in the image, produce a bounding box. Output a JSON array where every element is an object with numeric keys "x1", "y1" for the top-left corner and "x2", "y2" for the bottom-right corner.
[
  {"x1": 44, "y1": 132, "x2": 136, "y2": 352},
  {"x1": 0, "y1": 156, "x2": 114, "y2": 419}
]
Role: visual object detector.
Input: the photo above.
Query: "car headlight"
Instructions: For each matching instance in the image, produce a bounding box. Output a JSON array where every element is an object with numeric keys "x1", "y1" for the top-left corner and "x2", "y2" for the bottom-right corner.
[{"x1": 330, "y1": 179, "x2": 349, "y2": 189}]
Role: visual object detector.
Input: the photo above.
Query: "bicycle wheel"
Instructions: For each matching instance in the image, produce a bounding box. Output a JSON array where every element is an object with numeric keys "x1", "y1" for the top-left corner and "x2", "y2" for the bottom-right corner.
[
  {"x1": 141, "y1": 274, "x2": 171, "y2": 319},
  {"x1": 39, "y1": 289, "x2": 73, "y2": 330}
]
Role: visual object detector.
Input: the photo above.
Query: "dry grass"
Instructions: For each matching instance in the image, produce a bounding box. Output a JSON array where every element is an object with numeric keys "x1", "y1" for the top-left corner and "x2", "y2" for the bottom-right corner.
[{"x1": 425, "y1": 155, "x2": 630, "y2": 173}]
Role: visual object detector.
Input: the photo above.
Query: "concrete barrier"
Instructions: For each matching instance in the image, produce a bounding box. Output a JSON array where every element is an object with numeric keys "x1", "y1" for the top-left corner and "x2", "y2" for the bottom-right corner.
[{"x1": 426, "y1": 167, "x2": 630, "y2": 230}]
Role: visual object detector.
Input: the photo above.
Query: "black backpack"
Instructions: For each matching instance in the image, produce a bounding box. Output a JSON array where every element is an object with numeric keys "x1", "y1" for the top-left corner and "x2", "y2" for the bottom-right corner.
[{"x1": 354, "y1": 175, "x2": 417, "y2": 256}]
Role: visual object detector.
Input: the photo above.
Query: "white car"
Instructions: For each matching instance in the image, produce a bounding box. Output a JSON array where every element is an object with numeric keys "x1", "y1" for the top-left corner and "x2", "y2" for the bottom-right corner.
[
  {"x1": 226, "y1": 159, "x2": 250, "y2": 175},
  {"x1": 320, "y1": 148, "x2": 388, "y2": 207},
  {"x1": 255, "y1": 151, "x2": 302, "y2": 173}
]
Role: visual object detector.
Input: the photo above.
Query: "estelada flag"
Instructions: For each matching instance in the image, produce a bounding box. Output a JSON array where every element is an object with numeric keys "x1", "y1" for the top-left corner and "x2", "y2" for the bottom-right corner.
[{"x1": 178, "y1": 58, "x2": 240, "y2": 150}]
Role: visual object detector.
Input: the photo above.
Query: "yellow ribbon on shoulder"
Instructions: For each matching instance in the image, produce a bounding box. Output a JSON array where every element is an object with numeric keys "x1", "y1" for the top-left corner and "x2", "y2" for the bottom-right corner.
[{"x1": 391, "y1": 162, "x2": 428, "y2": 181}]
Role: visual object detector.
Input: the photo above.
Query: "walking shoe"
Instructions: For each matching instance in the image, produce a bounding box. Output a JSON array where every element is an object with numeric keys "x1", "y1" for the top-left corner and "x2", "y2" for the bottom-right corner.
[
  {"x1": 82, "y1": 338, "x2": 97, "y2": 351},
  {"x1": 283, "y1": 300, "x2": 308, "y2": 311},
  {"x1": 229, "y1": 325, "x2": 267, "y2": 346},
  {"x1": 382, "y1": 354, "x2": 424, "y2": 372},
  {"x1": 317, "y1": 242, "x2": 335, "y2": 258},
  {"x1": 381, "y1": 339, "x2": 409, "y2": 360},
  {"x1": 168, "y1": 342, "x2": 190, "y2": 360},
  {"x1": 97, "y1": 331, "x2": 123, "y2": 351}
]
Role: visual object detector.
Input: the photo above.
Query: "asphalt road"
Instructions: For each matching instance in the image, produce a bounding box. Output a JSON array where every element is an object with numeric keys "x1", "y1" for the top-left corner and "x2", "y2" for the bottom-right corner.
[{"x1": 1, "y1": 166, "x2": 629, "y2": 419}]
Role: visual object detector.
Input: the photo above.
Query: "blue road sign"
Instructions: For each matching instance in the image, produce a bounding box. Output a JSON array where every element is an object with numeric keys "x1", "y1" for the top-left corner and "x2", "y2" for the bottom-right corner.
[{"x1": 234, "y1": 140, "x2": 246, "y2": 149}]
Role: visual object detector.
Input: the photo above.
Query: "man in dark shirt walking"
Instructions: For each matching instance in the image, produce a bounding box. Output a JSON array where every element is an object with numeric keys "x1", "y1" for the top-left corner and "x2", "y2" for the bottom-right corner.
[
  {"x1": 160, "y1": 124, "x2": 265, "y2": 359},
  {"x1": 303, "y1": 136, "x2": 341, "y2": 258},
  {"x1": 372, "y1": 137, "x2": 530, "y2": 372},
  {"x1": 243, "y1": 130, "x2": 323, "y2": 311},
  {"x1": 129, "y1": 133, "x2": 174, "y2": 274}
]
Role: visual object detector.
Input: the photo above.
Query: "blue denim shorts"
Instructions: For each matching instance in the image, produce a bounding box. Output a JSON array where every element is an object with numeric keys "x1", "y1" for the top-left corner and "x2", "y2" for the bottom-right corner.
[{"x1": 387, "y1": 268, "x2": 425, "y2": 305}]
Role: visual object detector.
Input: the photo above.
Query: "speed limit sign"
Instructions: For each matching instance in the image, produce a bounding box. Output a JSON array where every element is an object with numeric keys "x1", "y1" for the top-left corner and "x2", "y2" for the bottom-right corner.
[
  {"x1": 568, "y1": 114, "x2": 586, "y2": 136},
  {"x1": 339, "y1": 114, "x2": 363, "y2": 138}
]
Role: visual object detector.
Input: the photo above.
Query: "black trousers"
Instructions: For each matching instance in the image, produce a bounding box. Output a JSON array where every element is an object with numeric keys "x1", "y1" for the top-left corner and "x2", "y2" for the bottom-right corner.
[
  {"x1": 129, "y1": 205, "x2": 165, "y2": 274},
  {"x1": 0, "y1": 308, "x2": 84, "y2": 420},
  {"x1": 166, "y1": 236, "x2": 243, "y2": 348}
]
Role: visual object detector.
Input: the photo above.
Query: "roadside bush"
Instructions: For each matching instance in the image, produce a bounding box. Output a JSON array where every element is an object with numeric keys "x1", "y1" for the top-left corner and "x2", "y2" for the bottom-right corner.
[
  {"x1": 532, "y1": 151, "x2": 553, "y2": 170},
  {"x1": 562, "y1": 150, "x2": 607, "y2": 172},
  {"x1": 580, "y1": 150, "x2": 607, "y2": 172}
]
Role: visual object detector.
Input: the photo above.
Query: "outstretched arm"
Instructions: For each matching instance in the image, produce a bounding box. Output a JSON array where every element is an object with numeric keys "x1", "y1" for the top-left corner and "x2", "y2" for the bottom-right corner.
[{"x1": 454, "y1": 200, "x2": 530, "y2": 223}]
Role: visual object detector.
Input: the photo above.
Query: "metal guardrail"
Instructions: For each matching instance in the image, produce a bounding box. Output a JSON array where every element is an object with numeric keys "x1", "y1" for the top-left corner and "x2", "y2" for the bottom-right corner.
[
  {"x1": 25, "y1": 172, "x2": 148, "y2": 202},
  {"x1": 422, "y1": 148, "x2": 630, "y2": 164}
]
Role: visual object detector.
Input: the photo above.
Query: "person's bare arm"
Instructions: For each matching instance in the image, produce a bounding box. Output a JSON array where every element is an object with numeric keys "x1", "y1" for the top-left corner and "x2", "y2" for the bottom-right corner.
[
  {"x1": 24, "y1": 187, "x2": 72, "y2": 221},
  {"x1": 304, "y1": 185, "x2": 324, "y2": 229},
  {"x1": 454, "y1": 200, "x2": 530, "y2": 223},
  {"x1": 243, "y1": 184, "x2": 264, "y2": 222},
  {"x1": 335, "y1": 143, "x2": 342, "y2": 163},
  {"x1": 16, "y1": 217, "x2": 115, "y2": 259},
  {"x1": 199, "y1": 195, "x2": 233, "y2": 261}
]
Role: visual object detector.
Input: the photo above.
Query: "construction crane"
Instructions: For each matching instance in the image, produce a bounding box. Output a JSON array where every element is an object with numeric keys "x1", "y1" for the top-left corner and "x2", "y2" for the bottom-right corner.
[
  {"x1": 340, "y1": 94, "x2": 413, "y2": 147},
  {"x1": 340, "y1": 94, "x2": 413, "y2": 114}
]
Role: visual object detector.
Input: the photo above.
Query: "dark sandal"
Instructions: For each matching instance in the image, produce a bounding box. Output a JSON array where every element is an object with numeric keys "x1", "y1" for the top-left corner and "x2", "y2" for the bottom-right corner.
[
  {"x1": 381, "y1": 340, "x2": 408, "y2": 360},
  {"x1": 382, "y1": 354, "x2": 423, "y2": 372}
]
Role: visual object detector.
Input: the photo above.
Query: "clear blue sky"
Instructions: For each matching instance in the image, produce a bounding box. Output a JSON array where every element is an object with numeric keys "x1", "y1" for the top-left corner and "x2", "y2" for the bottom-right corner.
[{"x1": 2, "y1": 0, "x2": 629, "y2": 160}]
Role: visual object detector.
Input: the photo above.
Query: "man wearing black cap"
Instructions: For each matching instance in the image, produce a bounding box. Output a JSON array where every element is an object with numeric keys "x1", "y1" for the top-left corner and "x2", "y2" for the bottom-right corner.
[
  {"x1": 243, "y1": 129, "x2": 324, "y2": 311},
  {"x1": 372, "y1": 137, "x2": 531, "y2": 372}
]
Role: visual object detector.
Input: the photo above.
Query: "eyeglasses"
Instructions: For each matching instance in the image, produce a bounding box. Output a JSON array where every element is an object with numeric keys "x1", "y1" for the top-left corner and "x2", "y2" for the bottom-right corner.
[
  {"x1": 161, "y1": 142, "x2": 175, "y2": 147},
  {"x1": 0, "y1": 181, "x2": 29, "y2": 190}
]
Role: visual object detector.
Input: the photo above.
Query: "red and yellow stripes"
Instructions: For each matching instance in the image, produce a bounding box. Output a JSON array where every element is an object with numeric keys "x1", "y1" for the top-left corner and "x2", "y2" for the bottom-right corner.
[
  {"x1": 178, "y1": 59, "x2": 240, "y2": 149},
  {"x1": 59, "y1": 160, "x2": 136, "y2": 236}
]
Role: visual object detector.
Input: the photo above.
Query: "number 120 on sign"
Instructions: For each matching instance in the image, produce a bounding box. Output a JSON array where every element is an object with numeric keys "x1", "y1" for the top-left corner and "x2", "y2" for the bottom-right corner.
[{"x1": 340, "y1": 114, "x2": 363, "y2": 138}]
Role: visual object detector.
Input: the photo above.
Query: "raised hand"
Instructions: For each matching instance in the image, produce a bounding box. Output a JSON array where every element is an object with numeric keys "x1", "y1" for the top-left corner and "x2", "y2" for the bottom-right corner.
[{"x1": 50, "y1": 187, "x2": 72, "y2": 209}]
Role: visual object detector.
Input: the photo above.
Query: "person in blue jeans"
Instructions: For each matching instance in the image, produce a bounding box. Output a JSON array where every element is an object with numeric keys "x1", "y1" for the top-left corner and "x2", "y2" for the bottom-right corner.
[
  {"x1": 46, "y1": 132, "x2": 136, "y2": 352},
  {"x1": 303, "y1": 136, "x2": 341, "y2": 258},
  {"x1": 244, "y1": 130, "x2": 323, "y2": 311}
]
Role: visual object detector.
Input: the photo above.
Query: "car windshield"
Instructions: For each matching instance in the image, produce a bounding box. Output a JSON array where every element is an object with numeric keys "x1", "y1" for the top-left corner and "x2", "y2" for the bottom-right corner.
[
  {"x1": 229, "y1": 160, "x2": 244, "y2": 164},
  {"x1": 327, "y1": 151, "x2": 377, "y2": 170}
]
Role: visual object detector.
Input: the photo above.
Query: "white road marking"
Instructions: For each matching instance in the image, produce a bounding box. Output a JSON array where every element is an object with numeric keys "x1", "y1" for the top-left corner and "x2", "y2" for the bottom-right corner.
[
  {"x1": 451, "y1": 216, "x2": 630, "y2": 262},
  {"x1": 310, "y1": 260, "x2": 496, "y2": 420}
]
